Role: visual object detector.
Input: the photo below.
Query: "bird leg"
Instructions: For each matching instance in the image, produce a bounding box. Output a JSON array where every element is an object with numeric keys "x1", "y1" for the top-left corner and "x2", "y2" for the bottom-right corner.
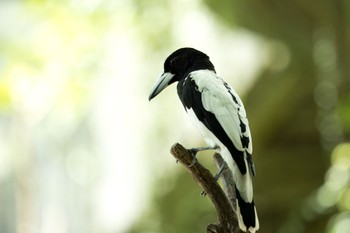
[
  {"x1": 214, "y1": 163, "x2": 227, "y2": 181},
  {"x1": 187, "y1": 145, "x2": 219, "y2": 167},
  {"x1": 188, "y1": 145, "x2": 219, "y2": 155},
  {"x1": 201, "y1": 163, "x2": 227, "y2": 197}
]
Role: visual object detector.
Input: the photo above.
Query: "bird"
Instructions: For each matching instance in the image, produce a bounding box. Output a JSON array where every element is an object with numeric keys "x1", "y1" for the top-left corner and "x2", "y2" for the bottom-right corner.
[{"x1": 148, "y1": 47, "x2": 259, "y2": 233}]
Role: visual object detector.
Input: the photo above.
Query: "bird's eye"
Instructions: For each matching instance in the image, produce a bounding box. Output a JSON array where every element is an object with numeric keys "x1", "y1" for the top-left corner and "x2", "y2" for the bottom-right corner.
[{"x1": 170, "y1": 57, "x2": 178, "y2": 67}]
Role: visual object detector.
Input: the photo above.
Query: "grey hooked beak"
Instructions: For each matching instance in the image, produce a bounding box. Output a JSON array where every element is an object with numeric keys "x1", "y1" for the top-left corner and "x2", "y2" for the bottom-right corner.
[{"x1": 148, "y1": 72, "x2": 175, "y2": 101}]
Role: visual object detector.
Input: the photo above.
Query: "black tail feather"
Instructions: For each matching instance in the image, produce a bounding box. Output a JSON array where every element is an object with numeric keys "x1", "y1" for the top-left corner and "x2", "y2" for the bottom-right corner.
[{"x1": 235, "y1": 186, "x2": 257, "y2": 231}]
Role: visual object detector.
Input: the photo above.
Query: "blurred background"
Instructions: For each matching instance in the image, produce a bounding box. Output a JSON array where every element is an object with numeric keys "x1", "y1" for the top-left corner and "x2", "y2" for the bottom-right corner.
[{"x1": 0, "y1": 0, "x2": 349, "y2": 233}]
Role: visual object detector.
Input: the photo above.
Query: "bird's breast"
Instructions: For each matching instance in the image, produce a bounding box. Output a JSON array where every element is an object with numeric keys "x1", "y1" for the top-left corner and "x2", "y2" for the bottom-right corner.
[{"x1": 186, "y1": 107, "x2": 219, "y2": 148}]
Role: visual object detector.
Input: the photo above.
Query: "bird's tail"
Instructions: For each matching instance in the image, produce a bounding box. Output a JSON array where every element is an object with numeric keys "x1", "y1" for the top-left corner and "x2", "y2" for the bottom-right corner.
[
  {"x1": 235, "y1": 186, "x2": 259, "y2": 233},
  {"x1": 220, "y1": 147, "x2": 259, "y2": 232}
]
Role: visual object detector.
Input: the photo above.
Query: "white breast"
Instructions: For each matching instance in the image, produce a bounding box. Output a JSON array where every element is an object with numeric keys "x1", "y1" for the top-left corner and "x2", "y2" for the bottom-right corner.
[{"x1": 186, "y1": 108, "x2": 219, "y2": 149}]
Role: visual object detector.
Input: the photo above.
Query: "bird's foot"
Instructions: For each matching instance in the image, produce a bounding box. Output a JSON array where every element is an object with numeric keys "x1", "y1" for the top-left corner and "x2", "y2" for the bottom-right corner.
[
  {"x1": 187, "y1": 149, "x2": 199, "y2": 167},
  {"x1": 188, "y1": 145, "x2": 219, "y2": 155},
  {"x1": 187, "y1": 145, "x2": 219, "y2": 167},
  {"x1": 214, "y1": 163, "x2": 227, "y2": 181},
  {"x1": 200, "y1": 163, "x2": 227, "y2": 197}
]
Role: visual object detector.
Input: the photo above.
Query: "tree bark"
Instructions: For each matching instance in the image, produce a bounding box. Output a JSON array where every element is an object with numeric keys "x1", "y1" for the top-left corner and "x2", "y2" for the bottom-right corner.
[{"x1": 170, "y1": 143, "x2": 243, "y2": 233}]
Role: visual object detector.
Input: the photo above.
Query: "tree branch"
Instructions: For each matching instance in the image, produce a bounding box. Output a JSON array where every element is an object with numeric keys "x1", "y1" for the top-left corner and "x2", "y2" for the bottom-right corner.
[
  {"x1": 213, "y1": 153, "x2": 237, "y2": 211},
  {"x1": 170, "y1": 143, "x2": 243, "y2": 233}
]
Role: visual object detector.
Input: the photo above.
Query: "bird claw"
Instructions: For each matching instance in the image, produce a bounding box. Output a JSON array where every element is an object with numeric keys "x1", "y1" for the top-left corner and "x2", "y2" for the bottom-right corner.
[
  {"x1": 188, "y1": 149, "x2": 199, "y2": 167},
  {"x1": 188, "y1": 145, "x2": 223, "y2": 195},
  {"x1": 187, "y1": 145, "x2": 219, "y2": 167},
  {"x1": 199, "y1": 163, "x2": 227, "y2": 197}
]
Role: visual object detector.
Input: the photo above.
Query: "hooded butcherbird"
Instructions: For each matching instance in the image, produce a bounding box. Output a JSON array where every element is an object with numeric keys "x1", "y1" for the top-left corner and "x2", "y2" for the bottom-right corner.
[{"x1": 149, "y1": 47, "x2": 259, "y2": 233}]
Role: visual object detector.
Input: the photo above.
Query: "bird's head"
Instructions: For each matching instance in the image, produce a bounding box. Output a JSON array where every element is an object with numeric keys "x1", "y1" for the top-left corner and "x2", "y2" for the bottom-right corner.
[{"x1": 149, "y1": 47, "x2": 214, "y2": 100}]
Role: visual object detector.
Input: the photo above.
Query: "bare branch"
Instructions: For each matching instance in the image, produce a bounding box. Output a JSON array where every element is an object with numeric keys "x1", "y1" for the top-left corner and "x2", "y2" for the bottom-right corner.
[
  {"x1": 213, "y1": 153, "x2": 237, "y2": 211},
  {"x1": 170, "y1": 143, "x2": 243, "y2": 233}
]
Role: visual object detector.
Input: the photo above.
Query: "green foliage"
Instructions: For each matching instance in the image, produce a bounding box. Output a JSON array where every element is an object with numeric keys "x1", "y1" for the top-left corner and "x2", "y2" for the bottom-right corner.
[
  {"x1": 129, "y1": 169, "x2": 217, "y2": 233},
  {"x1": 202, "y1": 1, "x2": 350, "y2": 233}
]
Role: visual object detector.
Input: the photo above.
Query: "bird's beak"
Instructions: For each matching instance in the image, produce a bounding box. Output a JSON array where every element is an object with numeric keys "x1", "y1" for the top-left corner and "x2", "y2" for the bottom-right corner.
[{"x1": 148, "y1": 72, "x2": 175, "y2": 101}]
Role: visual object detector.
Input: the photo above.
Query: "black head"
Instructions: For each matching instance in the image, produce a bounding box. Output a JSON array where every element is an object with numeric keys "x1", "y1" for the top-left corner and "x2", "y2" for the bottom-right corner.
[
  {"x1": 163, "y1": 47, "x2": 215, "y2": 81},
  {"x1": 149, "y1": 47, "x2": 215, "y2": 100}
]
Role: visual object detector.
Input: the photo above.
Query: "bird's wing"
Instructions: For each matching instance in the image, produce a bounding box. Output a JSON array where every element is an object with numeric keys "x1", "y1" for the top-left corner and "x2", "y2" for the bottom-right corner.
[{"x1": 189, "y1": 71, "x2": 254, "y2": 174}]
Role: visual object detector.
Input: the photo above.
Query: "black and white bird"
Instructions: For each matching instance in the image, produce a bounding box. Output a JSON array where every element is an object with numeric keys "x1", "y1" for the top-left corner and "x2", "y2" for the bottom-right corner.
[{"x1": 148, "y1": 47, "x2": 259, "y2": 233}]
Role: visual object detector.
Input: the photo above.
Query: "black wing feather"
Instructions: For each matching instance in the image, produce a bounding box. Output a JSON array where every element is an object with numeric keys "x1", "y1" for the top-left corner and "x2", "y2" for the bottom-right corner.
[{"x1": 178, "y1": 77, "x2": 247, "y2": 175}]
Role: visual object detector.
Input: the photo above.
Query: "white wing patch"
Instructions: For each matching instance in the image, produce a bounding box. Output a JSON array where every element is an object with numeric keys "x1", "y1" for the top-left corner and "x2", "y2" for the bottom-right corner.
[{"x1": 190, "y1": 70, "x2": 252, "y2": 154}]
